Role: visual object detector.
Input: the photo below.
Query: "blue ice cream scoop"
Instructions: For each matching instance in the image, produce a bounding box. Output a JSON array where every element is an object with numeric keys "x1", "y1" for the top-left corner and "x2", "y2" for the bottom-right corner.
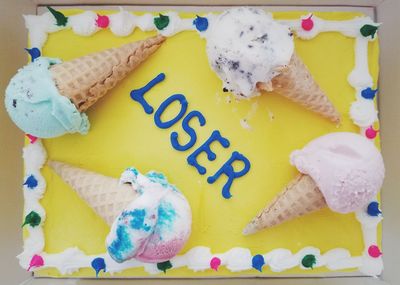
[
  {"x1": 5, "y1": 57, "x2": 90, "y2": 138},
  {"x1": 4, "y1": 35, "x2": 166, "y2": 138}
]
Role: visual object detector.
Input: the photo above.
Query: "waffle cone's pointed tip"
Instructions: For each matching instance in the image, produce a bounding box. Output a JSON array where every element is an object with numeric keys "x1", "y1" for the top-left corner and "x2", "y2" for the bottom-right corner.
[
  {"x1": 242, "y1": 223, "x2": 257, "y2": 236},
  {"x1": 47, "y1": 160, "x2": 64, "y2": 172},
  {"x1": 257, "y1": 52, "x2": 341, "y2": 124},
  {"x1": 148, "y1": 34, "x2": 167, "y2": 45},
  {"x1": 243, "y1": 174, "x2": 327, "y2": 235},
  {"x1": 47, "y1": 160, "x2": 57, "y2": 168}
]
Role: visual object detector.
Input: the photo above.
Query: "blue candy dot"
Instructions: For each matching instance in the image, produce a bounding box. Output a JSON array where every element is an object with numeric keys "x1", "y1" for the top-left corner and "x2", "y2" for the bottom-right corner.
[
  {"x1": 367, "y1": 201, "x2": 382, "y2": 216},
  {"x1": 252, "y1": 254, "x2": 265, "y2": 272},
  {"x1": 23, "y1": 175, "x2": 38, "y2": 189},
  {"x1": 24, "y1": 47, "x2": 41, "y2": 62},
  {"x1": 91, "y1": 257, "x2": 106, "y2": 277},
  {"x1": 193, "y1": 15, "x2": 208, "y2": 32},
  {"x1": 361, "y1": 87, "x2": 378, "y2": 100}
]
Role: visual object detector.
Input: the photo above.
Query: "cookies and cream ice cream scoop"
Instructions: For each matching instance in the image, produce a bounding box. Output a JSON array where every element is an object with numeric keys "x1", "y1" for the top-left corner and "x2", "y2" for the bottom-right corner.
[{"x1": 206, "y1": 7, "x2": 340, "y2": 123}]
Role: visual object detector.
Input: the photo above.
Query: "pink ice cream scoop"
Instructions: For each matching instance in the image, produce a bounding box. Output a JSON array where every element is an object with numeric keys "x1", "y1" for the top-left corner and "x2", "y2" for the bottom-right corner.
[{"x1": 290, "y1": 132, "x2": 385, "y2": 213}]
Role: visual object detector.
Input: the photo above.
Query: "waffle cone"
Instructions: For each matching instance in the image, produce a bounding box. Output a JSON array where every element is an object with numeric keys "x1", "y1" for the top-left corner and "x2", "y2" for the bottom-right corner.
[
  {"x1": 50, "y1": 35, "x2": 166, "y2": 112},
  {"x1": 48, "y1": 161, "x2": 138, "y2": 226},
  {"x1": 243, "y1": 174, "x2": 327, "y2": 235},
  {"x1": 257, "y1": 52, "x2": 340, "y2": 123}
]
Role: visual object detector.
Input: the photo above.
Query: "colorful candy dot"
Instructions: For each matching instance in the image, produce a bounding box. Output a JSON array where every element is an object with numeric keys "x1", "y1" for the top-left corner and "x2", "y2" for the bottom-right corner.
[
  {"x1": 368, "y1": 245, "x2": 382, "y2": 258},
  {"x1": 301, "y1": 254, "x2": 316, "y2": 269},
  {"x1": 361, "y1": 87, "x2": 378, "y2": 100},
  {"x1": 301, "y1": 14, "x2": 314, "y2": 31},
  {"x1": 96, "y1": 14, "x2": 110, "y2": 28},
  {"x1": 193, "y1": 15, "x2": 209, "y2": 32},
  {"x1": 210, "y1": 257, "x2": 221, "y2": 271},
  {"x1": 360, "y1": 24, "x2": 379, "y2": 39},
  {"x1": 91, "y1": 257, "x2": 106, "y2": 277},
  {"x1": 157, "y1": 260, "x2": 172, "y2": 273},
  {"x1": 23, "y1": 175, "x2": 38, "y2": 189},
  {"x1": 26, "y1": 134, "x2": 38, "y2": 144},
  {"x1": 27, "y1": 254, "x2": 44, "y2": 271},
  {"x1": 47, "y1": 6, "x2": 68, "y2": 27},
  {"x1": 252, "y1": 254, "x2": 265, "y2": 272},
  {"x1": 22, "y1": 211, "x2": 41, "y2": 228},
  {"x1": 24, "y1": 48, "x2": 41, "y2": 62},
  {"x1": 154, "y1": 14, "x2": 170, "y2": 30},
  {"x1": 367, "y1": 201, "x2": 382, "y2": 216},
  {"x1": 365, "y1": 126, "x2": 379, "y2": 139}
]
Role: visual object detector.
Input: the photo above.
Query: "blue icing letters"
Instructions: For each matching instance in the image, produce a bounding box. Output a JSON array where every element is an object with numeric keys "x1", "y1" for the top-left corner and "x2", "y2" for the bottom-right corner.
[
  {"x1": 154, "y1": 94, "x2": 188, "y2": 129},
  {"x1": 187, "y1": 130, "x2": 230, "y2": 175},
  {"x1": 207, "y1": 151, "x2": 251, "y2": 199},
  {"x1": 171, "y1": 110, "x2": 206, "y2": 151},
  {"x1": 130, "y1": 73, "x2": 165, "y2": 114},
  {"x1": 130, "y1": 73, "x2": 251, "y2": 199}
]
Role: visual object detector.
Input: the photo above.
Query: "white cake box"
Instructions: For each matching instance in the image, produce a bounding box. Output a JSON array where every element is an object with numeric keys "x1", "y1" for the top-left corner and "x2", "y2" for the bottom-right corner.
[{"x1": 0, "y1": 0, "x2": 399, "y2": 284}]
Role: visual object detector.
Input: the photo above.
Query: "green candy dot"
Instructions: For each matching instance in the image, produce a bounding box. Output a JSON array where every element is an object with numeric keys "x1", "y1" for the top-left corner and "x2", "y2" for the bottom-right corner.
[
  {"x1": 157, "y1": 260, "x2": 172, "y2": 273},
  {"x1": 301, "y1": 254, "x2": 316, "y2": 269},
  {"x1": 154, "y1": 14, "x2": 170, "y2": 30},
  {"x1": 360, "y1": 24, "x2": 378, "y2": 39},
  {"x1": 47, "y1": 6, "x2": 68, "y2": 26},
  {"x1": 22, "y1": 211, "x2": 41, "y2": 228}
]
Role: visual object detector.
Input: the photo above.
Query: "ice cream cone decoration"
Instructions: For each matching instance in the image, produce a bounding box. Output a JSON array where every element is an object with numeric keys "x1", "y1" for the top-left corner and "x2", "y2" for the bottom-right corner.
[
  {"x1": 243, "y1": 132, "x2": 384, "y2": 235},
  {"x1": 51, "y1": 34, "x2": 166, "y2": 112},
  {"x1": 5, "y1": 34, "x2": 166, "y2": 138},
  {"x1": 48, "y1": 160, "x2": 192, "y2": 263},
  {"x1": 257, "y1": 53, "x2": 340, "y2": 124},
  {"x1": 48, "y1": 160, "x2": 137, "y2": 226},
  {"x1": 243, "y1": 174, "x2": 326, "y2": 235},
  {"x1": 206, "y1": 7, "x2": 340, "y2": 123}
]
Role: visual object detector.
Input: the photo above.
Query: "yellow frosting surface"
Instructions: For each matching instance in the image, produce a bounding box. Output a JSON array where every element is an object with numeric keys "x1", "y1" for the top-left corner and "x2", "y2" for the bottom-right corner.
[{"x1": 33, "y1": 9, "x2": 380, "y2": 277}]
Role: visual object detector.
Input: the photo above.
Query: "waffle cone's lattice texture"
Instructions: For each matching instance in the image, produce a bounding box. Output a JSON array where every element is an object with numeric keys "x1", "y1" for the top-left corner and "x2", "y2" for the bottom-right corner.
[
  {"x1": 48, "y1": 161, "x2": 138, "y2": 226},
  {"x1": 243, "y1": 174, "x2": 327, "y2": 235},
  {"x1": 258, "y1": 52, "x2": 340, "y2": 123},
  {"x1": 50, "y1": 35, "x2": 165, "y2": 112}
]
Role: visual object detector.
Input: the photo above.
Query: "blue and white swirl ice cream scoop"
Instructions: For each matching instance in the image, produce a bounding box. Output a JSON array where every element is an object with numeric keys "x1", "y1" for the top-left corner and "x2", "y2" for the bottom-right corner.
[{"x1": 48, "y1": 161, "x2": 192, "y2": 263}]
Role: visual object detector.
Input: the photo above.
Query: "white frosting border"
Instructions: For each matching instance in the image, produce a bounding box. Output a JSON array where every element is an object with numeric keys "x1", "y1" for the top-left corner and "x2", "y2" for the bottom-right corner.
[{"x1": 19, "y1": 9, "x2": 383, "y2": 277}]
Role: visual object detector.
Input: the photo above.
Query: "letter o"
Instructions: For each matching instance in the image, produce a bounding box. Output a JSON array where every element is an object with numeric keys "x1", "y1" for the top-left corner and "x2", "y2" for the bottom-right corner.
[{"x1": 154, "y1": 94, "x2": 188, "y2": 129}]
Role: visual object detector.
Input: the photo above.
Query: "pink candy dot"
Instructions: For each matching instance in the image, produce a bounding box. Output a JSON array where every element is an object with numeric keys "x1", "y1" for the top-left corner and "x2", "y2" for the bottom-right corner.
[
  {"x1": 365, "y1": 126, "x2": 379, "y2": 139},
  {"x1": 368, "y1": 245, "x2": 382, "y2": 258},
  {"x1": 26, "y1": 134, "x2": 38, "y2": 144},
  {"x1": 96, "y1": 14, "x2": 110, "y2": 28},
  {"x1": 27, "y1": 254, "x2": 44, "y2": 271},
  {"x1": 210, "y1": 257, "x2": 221, "y2": 271},
  {"x1": 301, "y1": 15, "x2": 314, "y2": 31}
]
